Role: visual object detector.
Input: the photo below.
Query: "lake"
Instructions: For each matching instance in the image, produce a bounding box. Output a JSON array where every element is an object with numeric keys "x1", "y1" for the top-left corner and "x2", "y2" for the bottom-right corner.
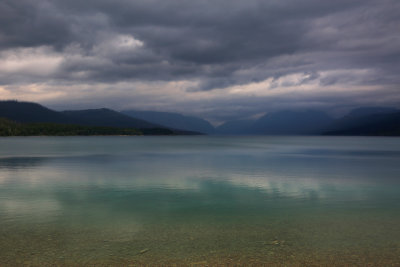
[{"x1": 0, "y1": 136, "x2": 399, "y2": 266}]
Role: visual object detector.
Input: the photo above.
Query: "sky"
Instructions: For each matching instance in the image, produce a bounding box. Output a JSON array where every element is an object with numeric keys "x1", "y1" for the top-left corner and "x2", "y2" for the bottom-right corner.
[{"x1": 0, "y1": 0, "x2": 399, "y2": 123}]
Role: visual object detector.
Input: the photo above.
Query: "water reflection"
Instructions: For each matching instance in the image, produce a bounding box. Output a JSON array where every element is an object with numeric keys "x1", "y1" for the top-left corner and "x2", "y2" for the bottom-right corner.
[
  {"x1": 0, "y1": 149, "x2": 399, "y2": 224},
  {"x1": 0, "y1": 137, "x2": 399, "y2": 265},
  {"x1": 0, "y1": 157, "x2": 49, "y2": 170}
]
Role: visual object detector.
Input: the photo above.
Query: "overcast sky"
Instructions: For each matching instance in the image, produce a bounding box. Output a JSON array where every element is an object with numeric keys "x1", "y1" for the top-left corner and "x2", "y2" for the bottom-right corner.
[{"x1": 0, "y1": 0, "x2": 399, "y2": 123}]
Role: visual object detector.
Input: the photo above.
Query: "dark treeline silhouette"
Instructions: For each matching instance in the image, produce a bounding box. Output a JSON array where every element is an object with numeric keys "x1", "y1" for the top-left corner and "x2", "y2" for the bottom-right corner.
[{"x1": 0, "y1": 117, "x2": 177, "y2": 136}]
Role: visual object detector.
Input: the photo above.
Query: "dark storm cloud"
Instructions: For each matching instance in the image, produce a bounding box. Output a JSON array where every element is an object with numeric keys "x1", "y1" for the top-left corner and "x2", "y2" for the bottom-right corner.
[
  {"x1": 1, "y1": 0, "x2": 400, "y2": 120},
  {"x1": 0, "y1": 0, "x2": 71, "y2": 49}
]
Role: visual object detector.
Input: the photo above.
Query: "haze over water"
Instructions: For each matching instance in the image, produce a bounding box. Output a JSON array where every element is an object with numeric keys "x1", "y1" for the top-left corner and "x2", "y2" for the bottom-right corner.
[{"x1": 0, "y1": 136, "x2": 399, "y2": 266}]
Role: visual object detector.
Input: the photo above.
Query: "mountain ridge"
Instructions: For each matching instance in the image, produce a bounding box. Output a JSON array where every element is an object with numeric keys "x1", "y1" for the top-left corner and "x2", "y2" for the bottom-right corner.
[
  {"x1": 1, "y1": 100, "x2": 399, "y2": 136},
  {"x1": 0, "y1": 101, "x2": 195, "y2": 135},
  {"x1": 62, "y1": 108, "x2": 161, "y2": 129},
  {"x1": 122, "y1": 110, "x2": 215, "y2": 134}
]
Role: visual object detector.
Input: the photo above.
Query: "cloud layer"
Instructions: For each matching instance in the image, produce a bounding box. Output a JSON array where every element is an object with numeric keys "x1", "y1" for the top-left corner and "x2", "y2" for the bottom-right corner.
[{"x1": 0, "y1": 0, "x2": 399, "y2": 122}]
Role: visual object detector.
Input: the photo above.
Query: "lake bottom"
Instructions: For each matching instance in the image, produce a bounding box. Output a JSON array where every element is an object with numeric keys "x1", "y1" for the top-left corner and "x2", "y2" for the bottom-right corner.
[{"x1": 1, "y1": 198, "x2": 399, "y2": 266}]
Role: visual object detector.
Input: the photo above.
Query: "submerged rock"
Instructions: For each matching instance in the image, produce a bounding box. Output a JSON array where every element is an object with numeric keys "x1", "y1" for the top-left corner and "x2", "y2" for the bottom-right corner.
[{"x1": 139, "y1": 248, "x2": 149, "y2": 254}]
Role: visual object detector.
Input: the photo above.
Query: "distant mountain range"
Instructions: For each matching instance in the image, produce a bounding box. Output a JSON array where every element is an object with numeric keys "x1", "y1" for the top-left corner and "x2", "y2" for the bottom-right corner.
[
  {"x1": 0, "y1": 100, "x2": 399, "y2": 136},
  {"x1": 252, "y1": 110, "x2": 334, "y2": 135},
  {"x1": 215, "y1": 119, "x2": 256, "y2": 135},
  {"x1": 215, "y1": 107, "x2": 399, "y2": 136},
  {"x1": 214, "y1": 111, "x2": 331, "y2": 135},
  {"x1": 324, "y1": 109, "x2": 400, "y2": 136},
  {"x1": 121, "y1": 110, "x2": 215, "y2": 134},
  {"x1": 215, "y1": 110, "x2": 333, "y2": 135}
]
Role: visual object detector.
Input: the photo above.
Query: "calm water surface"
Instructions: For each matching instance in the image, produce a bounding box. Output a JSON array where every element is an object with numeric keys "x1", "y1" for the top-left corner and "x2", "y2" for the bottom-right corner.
[{"x1": 0, "y1": 136, "x2": 399, "y2": 266}]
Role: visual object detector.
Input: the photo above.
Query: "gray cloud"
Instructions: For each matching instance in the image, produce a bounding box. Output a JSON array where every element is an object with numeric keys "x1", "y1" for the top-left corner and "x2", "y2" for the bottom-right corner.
[{"x1": 0, "y1": 0, "x2": 399, "y2": 121}]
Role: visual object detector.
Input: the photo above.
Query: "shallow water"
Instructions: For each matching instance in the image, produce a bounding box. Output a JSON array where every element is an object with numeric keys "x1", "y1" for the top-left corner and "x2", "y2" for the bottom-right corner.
[{"x1": 0, "y1": 136, "x2": 399, "y2": 266}]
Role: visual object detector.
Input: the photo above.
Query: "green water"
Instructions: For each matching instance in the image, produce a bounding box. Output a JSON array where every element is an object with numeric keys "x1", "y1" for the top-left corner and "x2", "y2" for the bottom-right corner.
[{"x1": 0, "y1": 136, "x2": 399, "y2": 266}]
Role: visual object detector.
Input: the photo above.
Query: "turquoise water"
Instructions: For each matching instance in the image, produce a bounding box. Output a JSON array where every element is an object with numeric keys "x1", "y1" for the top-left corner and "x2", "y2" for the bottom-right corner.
[{"x1": 0, "y1": 136, "x2": 399, "y2": 266}]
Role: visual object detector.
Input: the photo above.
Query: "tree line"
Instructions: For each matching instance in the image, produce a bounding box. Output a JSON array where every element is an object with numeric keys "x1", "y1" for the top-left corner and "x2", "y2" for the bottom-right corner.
[{"x1": 0, "y1": 117, "x2": 174, "y2": 136}]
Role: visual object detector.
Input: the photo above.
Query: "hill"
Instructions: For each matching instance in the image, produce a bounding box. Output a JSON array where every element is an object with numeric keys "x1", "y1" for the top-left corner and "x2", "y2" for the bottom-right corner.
[
  {"x1": 326, "y1": 107, "x2": 399, "y2": 133},
  {"x1": 324, "y1": 111, "x2": 400, "y2": 136},
  {"x1": 346, "y1": 107, "x2": 398, "y2": 117},
  {"x1": 215, "y1": 110, "x2": 334, "y2": 135},
  {"x1": 122, "y1": 110, "x2": 215, "y2": 134},
  {"x1": 215, "y1": 119, "x2": 255, "y2": 135},
  {"x1": 62, "y1": 108, "x2": 160, "y2": 129},
  {"x1": 251, "y1": 110, "x2": 334, "y2": 135},
  {"x1": 0, "y1": 101, "x2": 191, "y2": 135},
  {"x1": 0, "y1": 100, "x2": 73, "y2": 124},
  {"x1": 0, "y1": 101, "x2": 165, "y2": 129}
]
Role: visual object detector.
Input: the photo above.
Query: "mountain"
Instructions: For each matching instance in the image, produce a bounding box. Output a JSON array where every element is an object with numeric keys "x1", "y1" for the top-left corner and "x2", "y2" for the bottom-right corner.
[
  {"x1": 0, "y1": 101, "x2": 190, "y2": 135},
  {"x1": 325, "y1": 106, "x2": 399, "y2": 134},
  {"x1": 0, "y1": 100, "x2": 73, "y2": 124},
  {"x1": 122, "y1": 110, "x2": 215, "y2": 134},
  {"x1": 0, "y1": 101, "x2": 163, "y2": 129},
  {"x1": 62, "y1": 108, "x2": 160, "y2": 129},
  {"x1": 215, "y1": 119, "x2": 255, "y2": 135},
  {"x1": 215, "y1": 110, "x2": 333, "y2": 135},
  {"x1": 324, "y1": 112, "x2": 400, "y2": 136},
  {"x1": 251, "y1": 110, "x2": 334, "y2": 135},
  {"x1": 2, "y1": 101, "x2": 398, "y2": 136},
  {"x1": 324, "y1": 109, "x2": 400, "y2": 136},
  {"x1": 346, "y1": 107, "x2": 398, "y2": 117}
]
